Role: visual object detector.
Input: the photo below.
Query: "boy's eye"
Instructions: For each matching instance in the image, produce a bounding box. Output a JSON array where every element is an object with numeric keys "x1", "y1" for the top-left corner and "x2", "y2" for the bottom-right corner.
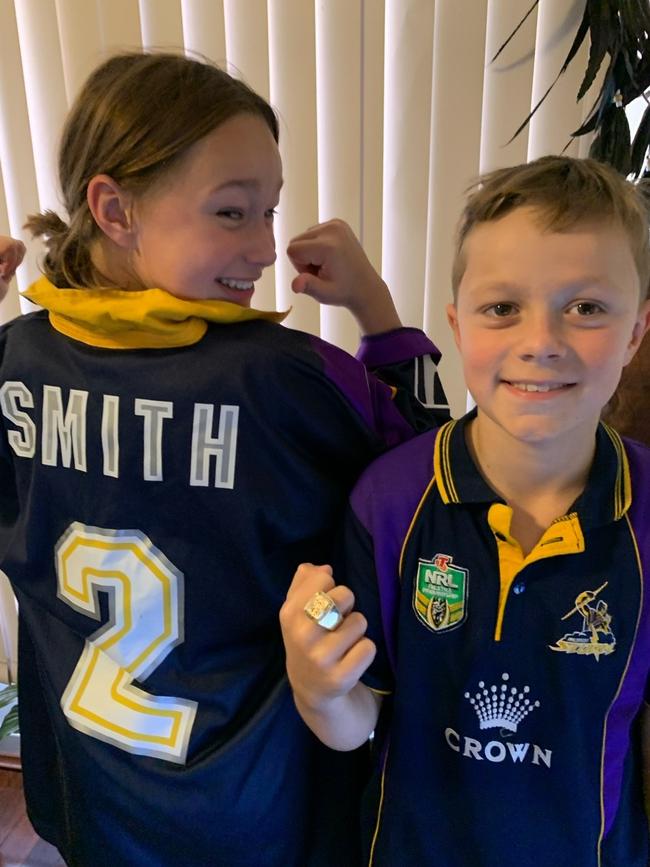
[
  {"x1": 568, "y1": 301, "x2": 605, "y2": 316},
  {"x1": 265, "y1": 208, "x2": 278, "y2": 220},
  {"x1": 485, "y1": 302, "x2": 517, "y2": 317}
]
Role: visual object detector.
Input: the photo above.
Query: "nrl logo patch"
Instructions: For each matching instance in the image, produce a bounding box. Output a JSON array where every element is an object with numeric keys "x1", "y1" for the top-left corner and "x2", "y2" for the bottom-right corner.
[{"x1": 413, "y1": 553, "x2": 468, "y2": 633}]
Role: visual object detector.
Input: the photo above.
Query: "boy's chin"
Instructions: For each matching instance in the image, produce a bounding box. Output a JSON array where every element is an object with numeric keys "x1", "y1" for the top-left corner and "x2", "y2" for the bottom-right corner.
[{"x1": 478, "y1": 410, "x2": 598, "y2": 448}]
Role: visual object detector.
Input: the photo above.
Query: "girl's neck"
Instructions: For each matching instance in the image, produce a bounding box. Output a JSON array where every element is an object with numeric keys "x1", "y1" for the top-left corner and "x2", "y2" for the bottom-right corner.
[{"x1": 89, "y1": 238, "x2": 140, "y2": 290}]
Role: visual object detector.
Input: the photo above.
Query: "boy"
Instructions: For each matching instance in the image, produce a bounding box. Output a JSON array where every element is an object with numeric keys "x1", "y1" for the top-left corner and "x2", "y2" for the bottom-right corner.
[{"x1": 281, "y1": 156, "x2": 650, "y2": 867}]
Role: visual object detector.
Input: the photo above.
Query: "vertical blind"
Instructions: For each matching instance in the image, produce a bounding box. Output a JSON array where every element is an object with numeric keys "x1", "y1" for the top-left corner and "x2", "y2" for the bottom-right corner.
[{"x1": 0, "y1": 0, "x2": 603, "y2": 680}]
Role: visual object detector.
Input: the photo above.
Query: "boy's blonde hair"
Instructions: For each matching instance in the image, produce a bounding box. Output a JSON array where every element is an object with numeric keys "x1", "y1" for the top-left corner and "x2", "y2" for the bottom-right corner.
[
  {"x1": 452, "y1": 156, "x2": 650, "y2": 300},
  {"x1": 25, "y1": 52, "x2": 279, "y2": 289}
]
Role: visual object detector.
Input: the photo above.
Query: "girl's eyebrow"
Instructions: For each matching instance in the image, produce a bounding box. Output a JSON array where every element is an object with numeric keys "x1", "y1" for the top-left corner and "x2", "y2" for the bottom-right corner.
[{"x1": 210, "y1": 178, "x2": 284, "y2": 194}]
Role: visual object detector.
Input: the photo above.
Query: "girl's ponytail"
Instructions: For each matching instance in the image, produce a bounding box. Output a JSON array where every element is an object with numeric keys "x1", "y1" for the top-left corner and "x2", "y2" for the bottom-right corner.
[{"x1": 24, "y1": 208, "x2": 94, "y2": 288}]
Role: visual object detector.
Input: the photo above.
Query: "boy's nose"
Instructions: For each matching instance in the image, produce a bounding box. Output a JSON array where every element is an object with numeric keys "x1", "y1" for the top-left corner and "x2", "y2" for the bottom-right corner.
[{"x1": 518, "y1": 314, "x2": 566, "y2": 361}]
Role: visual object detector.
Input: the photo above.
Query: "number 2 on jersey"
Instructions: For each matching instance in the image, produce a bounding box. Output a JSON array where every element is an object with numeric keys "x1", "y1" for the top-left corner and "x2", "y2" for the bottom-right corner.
[{"x1": 56, "y1": 523, "x2": 197, "y2": 763}]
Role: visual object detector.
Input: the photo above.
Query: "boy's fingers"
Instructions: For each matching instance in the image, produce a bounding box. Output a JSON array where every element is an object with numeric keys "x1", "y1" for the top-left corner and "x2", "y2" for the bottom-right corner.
[
  {"x1": 336, "y1": 637, "x2": 377, "y2": 684},
  {"x1": 286, "y1": 563, "x2": 334, "y2": 599},
  {"x1": 302, "y1": 612, "x2": 369, "y2": 671},
  {"x1": 325, "y1": 585, "x2": 355, "y2": 618}
]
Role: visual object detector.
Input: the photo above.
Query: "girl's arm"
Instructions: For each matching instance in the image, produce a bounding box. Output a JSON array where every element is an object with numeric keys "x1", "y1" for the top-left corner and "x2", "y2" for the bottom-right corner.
[
  {"x1": 0, "y1": 236, "x2": 26, "y2": 302},
  {"x1": 279, "y1": 562, "x2": 382, "y2": 751}
]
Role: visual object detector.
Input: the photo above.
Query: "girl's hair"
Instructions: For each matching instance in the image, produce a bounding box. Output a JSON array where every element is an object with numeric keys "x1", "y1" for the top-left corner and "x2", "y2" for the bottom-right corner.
[
  {"x1": 25, "y1": 51, "x2": 279, "y2": 288},
  {"x1": 452, "y1": 156, "x2": 650, "y2": 300}
]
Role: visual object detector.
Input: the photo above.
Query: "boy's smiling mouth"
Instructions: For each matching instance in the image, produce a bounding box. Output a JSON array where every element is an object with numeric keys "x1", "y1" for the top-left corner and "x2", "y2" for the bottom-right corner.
[{"x1": 504, "y1": 380, "x2": 575, "y2": 393}]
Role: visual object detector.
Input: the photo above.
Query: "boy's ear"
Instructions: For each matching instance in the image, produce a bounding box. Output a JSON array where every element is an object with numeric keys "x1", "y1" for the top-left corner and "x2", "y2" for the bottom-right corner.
[
  {"x1": 623, "y1": 298, "x2": 650, "y2": 366},
  {"x1": 87, "y1": 175, "x2": 136, "y2": 249},
  {"x1": 446, "y1": 302, "x2": 461, "y2": 350}
]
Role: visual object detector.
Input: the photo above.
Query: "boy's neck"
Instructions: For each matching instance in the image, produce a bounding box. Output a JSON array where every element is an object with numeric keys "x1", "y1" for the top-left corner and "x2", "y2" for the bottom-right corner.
[{"x1": 466, "y1": 412, "x2": 597, "y2": 555}]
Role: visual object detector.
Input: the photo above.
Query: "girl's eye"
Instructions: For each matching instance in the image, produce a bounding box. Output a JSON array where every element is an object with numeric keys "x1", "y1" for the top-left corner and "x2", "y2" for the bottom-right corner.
[
  {"x1": 265, "y1": 208, "x2": 278, "y2": 220},
  {"x1": 217, "y1": 209, "x2": 244, "y2": 220},
  {"x1": 568, "y1": 301, "x2": 605, "y2": 316},
  {"x1": 485, "y1": 302, "x2": 517, "y2": 317}
]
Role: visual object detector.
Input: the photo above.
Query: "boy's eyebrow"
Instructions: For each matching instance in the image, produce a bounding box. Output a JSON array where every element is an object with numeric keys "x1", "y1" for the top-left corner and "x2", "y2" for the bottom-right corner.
[{"x1": 473, "y1": 277, "x2": 614, "y2": 293}]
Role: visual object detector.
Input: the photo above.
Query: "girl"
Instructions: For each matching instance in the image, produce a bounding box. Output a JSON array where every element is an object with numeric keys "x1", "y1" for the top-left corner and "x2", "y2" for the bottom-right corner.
[{"x1": 1, "y1": 52, "x2": 448, "y2": 866}]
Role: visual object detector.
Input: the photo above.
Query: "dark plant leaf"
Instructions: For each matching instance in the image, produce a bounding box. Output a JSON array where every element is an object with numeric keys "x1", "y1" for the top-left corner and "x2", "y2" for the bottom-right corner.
[
  {"x1": 630, "y1": 103, "x2": 650, "y2": 178},
  {"x1": 589, "y1": 104, "x2": 617, "y2": 162},
  {"x1": 572, "y1": 107, "x2": 602, "y2": 137},
  {"x1": 620, "y1": 0, "x2": 650, "y2": 42},
  {"x1": 621, "y1": 48, "x2": 650, "y2": 104},
  {"x1": 589, "y1": 104, "x2": 631, "y2": 175},
  {"x1": 506, "y1": 72, "x2": 564, "y2": 143},
  {"x1": 491, "y1": 0, "x2": 539, "y2": 63},
  {"x1": 500, "y1": 0, "x2": 650, "y2": 159},
  {"x1": 573, "y1": 57, "x2": 617, "y2": 136},
  {"x1": 506, "y1": 9, "x2": 595, "y2": 145},
  {"x1": 563, "y1": 8, "x2": 592, "y2": 82},
  {"x1": 577, "y1": 0, "x2": 614, "y2": 101},
  {"x1": 611, "y1": 106, "x2": 632, "y2": 175}
]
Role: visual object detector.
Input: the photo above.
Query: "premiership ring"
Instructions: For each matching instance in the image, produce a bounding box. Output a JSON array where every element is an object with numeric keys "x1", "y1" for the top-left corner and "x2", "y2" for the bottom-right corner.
[{"x1": 303, "y1": 591, "x2": 343, "y2": 631}]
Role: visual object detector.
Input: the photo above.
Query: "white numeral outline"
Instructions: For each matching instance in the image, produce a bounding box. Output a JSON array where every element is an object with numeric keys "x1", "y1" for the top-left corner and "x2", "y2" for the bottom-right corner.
[{"x1": 57, "y1": 523, "x2": 197, "y2": 763}]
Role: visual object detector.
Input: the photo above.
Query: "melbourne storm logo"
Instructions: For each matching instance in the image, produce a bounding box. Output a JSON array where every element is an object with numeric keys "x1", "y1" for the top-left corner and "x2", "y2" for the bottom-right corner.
[{"x1": 549, "y1": 581, "x2": 616, "y2": 660}]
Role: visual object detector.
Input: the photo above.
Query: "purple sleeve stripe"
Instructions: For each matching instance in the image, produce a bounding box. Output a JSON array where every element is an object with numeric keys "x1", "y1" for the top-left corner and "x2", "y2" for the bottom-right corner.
[
  {"x1": 351, "y1": 432, "x2": 438, "y2": 672},
  {"x1": 312, "y1": 335, "x2": 416, "y2": 447},
  {"x1": 356, "y1": 327, "x2": 440, "y2": 368},
  {"x1": 601, "y1": 440, "x2": 650, "y2": 837}
]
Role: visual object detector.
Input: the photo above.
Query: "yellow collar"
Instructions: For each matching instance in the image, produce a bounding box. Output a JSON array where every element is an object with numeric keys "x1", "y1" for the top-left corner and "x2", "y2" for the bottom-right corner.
[{"x1": 24, "y1": 276, "x2": 288, "y2": 350}]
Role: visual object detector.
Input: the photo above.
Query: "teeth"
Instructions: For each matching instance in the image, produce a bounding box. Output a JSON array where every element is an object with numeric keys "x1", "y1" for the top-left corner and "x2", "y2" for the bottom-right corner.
[
  {"x1": 219, "y1": 278, "x2": 254, "y2": 291},
  {"x1": 511, "y1": 382, "x2": 564, "y2": 393}
]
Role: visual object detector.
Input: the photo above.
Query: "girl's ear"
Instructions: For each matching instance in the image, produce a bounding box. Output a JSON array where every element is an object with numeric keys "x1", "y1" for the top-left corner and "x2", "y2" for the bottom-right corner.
[{"x1": 87, "y1": 175, "x2": 135, "y2": 249}]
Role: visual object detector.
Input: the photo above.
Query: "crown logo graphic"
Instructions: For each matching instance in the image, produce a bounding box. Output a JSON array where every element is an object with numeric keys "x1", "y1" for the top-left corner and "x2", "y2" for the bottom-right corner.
[{"x1": 464, "y1": 673, "x2": 540, "y2": 733}]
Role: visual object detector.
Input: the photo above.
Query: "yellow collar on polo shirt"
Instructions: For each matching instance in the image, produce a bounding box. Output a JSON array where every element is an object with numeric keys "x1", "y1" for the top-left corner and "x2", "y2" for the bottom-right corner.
[{"x1": 23, "y1": 276, "x2": 288, "y2": 350}]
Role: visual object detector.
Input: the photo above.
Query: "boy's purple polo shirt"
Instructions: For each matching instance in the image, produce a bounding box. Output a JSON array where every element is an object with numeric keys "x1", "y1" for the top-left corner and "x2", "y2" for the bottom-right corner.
[{"x1": 344, "y1": 412, "x2": 650, "y2": 867}]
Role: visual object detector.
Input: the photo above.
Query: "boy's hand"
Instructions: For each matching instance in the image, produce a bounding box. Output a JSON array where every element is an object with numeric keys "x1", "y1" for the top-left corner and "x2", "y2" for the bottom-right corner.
[
  {"x1": 0, "y1": 236, "x2": 26, "y2": 301},
  {"x1": 280, "y1": 562, "x2": 376, "y2": 713},
  {"x1": 287, "y1": 220, "x2": 401, "y2": 335}
]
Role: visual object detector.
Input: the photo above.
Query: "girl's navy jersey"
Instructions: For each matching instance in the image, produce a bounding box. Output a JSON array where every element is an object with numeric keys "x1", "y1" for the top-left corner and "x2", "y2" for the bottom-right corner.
[
  {"x1": 0, "y1": 305, "x2": 448, "y2": 867},
  {"x1": 344, "y1": 413, "x2": 650, "y2": 867}
]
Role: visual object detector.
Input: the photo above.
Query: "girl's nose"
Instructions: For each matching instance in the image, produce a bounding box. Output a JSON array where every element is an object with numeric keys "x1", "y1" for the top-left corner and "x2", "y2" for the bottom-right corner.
[{"x1": 246, "y1": 223, "x2": 276, "y2": 268}]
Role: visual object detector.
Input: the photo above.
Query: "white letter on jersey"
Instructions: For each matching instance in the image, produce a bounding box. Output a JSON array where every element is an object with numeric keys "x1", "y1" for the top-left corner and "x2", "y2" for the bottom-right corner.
[
  {"x1": 42, "y1": 386, "x2": 88, "y2": 471},
  {"x1": 102, "y1": 395, "x2": 120, "y2": 478},
  {"x1": 134, "y1": 399, "x2": 173, "y2": 481},
  {"x1": 0, "y1": 381, "x2": 36, "y2": 458},
  {"x1": 190, "y1": 404, "x2": 239, "y2": 488}
]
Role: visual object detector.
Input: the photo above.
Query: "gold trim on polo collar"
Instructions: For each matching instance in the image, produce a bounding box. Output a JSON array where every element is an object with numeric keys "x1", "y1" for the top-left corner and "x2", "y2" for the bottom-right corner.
[
  {"x1": 601, "y1": 423, "x2": 632, "y2": 520},
  {"x1": 433, "y1": 413, "x2": 631, "y2": 525},
  {"x1": 24, "y1": 276, "x2": 288, "y2": 350},
  {"x1": 433, "y1": 419, "x2": 460, "y2": 504}
]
